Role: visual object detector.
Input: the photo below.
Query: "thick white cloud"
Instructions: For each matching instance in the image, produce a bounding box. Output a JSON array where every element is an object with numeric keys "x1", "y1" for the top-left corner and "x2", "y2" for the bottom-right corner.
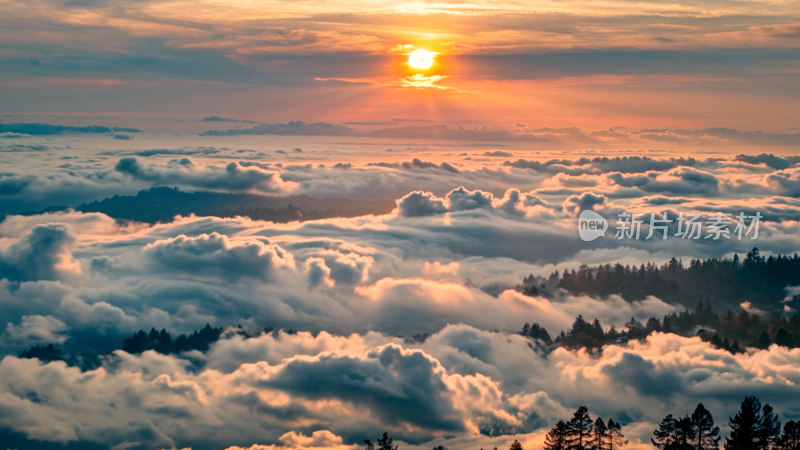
[
  {"x1": 396, "y1": 191, "x2": 448, "y2": 217},
  {"x1": 226, "y1": 430, "x2": 357, "y2": 450},
  {"x1": 562, "y1": 191, "x2": 608, "y2": 216},
  {"x1": 0, "y1": 223, "x2": 81, "y2": 281},
  {"x1": 143, "y1": 232, "x2": 295, "y2": 282},
  {"x1": 5, "y1": 314, "x2": 68, "y2": 345},
  {"x1": 115, "y1": 157, "x2": 297, "y2": 193}
]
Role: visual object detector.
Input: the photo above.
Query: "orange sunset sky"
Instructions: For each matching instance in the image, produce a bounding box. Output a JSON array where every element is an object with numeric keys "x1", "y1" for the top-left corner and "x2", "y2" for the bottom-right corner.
[{"x1": 1, "y1": 0, "x2": 799, "y2": 131}]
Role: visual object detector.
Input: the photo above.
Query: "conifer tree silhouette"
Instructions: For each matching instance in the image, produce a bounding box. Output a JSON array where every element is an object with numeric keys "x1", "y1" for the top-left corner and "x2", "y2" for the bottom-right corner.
[{"x1": 544, "y1": 420, "x2": 570, "y2": 450}]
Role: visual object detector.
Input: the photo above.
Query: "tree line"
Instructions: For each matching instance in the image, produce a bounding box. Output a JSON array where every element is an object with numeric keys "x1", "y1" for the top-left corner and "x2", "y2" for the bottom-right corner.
[
  {"x1": 365, "y1": 396, "x2": 800, "y2": 450},
  {"x1": 542, "y1": 406, "x2": 626, "y2": 450},
  {"x1": 121, "y1": 324, "x2": 224, "y2": 354},
  {"x1": 520, "y1": 248, "x2": 800, "y2": 311},
  {"x1": 520, "y1": 301, "x2": 800, "y2": 353},
  {"x1": 652, "y1": 397, "x2": 799, "y2": 450},
  {"x1": 75, "y1": 186, "x2": 391, "y2": 224},
  {"x1": 19, "y1": 324, "x2": 231, "y2": 369}
]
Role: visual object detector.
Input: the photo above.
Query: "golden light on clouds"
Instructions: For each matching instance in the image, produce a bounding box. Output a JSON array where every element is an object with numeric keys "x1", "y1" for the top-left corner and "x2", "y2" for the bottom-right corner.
[{"x1": 407, "y1": 49, "x2": 436, "y2": 71}]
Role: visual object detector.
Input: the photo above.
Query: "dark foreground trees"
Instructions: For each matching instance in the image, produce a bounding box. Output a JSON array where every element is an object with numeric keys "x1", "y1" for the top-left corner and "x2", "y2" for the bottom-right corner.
[
  {"x1": 652, "y1": 403, "x2": 720, "y2": 450},
  {"x1": 725, "y1": 396, "x2": 781, "y2": 450},
  {"x1": 544, "y1": 420, "x2": 570, "y2": 450},
  {"x1": 371, "y1": 398, "x2": 794, "y2": 450},
  {"x1": 364, "y1": 432, "x2": 398, "y2": 450},
  {"x1": 543, "y1": 405, "x2": 627, "y2": 450},
  {"x1": 607, "y1": 419, "x2": 627, "y2": 450},
  {"x1": 776, "y1": 420, "x2": 800, "y2": 450}
]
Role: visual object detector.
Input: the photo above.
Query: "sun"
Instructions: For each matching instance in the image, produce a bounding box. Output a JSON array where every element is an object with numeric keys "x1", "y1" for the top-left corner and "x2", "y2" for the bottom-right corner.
[{"x1": 407, "y1": 49, "x2": 435, "y2": 70}]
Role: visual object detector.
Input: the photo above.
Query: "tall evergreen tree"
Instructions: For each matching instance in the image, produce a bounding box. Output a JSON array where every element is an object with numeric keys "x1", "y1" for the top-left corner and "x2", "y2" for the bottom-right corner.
[
  {"x1": 691, "y1": 404, "x2": 721, "y2": 450},
  {"x1": 776, "y1": 420, "x2": 800, "y2": 450},
  {"x1": 725, "y1": 396, "x2": 762, "y2": 450},
  {"x1": 607, "y1": 419, "x2": 627, "y2": 450},
  {"x1": 725, "y1": 397, "x2": 781, "y2": 450},
  {"x1": 676, "y1": 417, "x2": 696, "y2": 450},
  {"x1": 568, "y1": 406, "x2": 594, "y2": 450},
  {"x1": 653, "y1": 414, "x2": 679, "y2": 449},
  {"x1": 544, "y1": 420, "x2": 570, "y2": 450},
  {"x1": 760, "y1": 404, "x2": 781, "y2": 450},
  {"x1": 593, "y1": 418, "x2": 608, "y2": 450},
  {"x1": 376, "y1": 432, "x2": 398, "y2": 450},
  {"x1": 509, "y1": 439, "x2": 523, "y2": 450},
  {"x1": 653, "y1": 414, "x2": 694, "y2": 450}
]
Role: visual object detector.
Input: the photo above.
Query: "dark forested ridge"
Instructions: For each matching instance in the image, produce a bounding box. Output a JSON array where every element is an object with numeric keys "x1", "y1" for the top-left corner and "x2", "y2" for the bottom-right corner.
[
  {"x1": 76, "y1": 187, "x2": 393, "y2": 223},
  {"x1": 19, "y1": 324, "x2": 229, "y2": 370},
  {"x1": 521, "y1": 302, "x2": 800, "y2": 353},
  {"x1": 121, "y1": 324, "x2": 224, "y2": 354},
  {"x1": 17, "y1": 343, "x2": 101, "y2": 371},
  {"x1": 3, "y1": 186, "x2": 394, "y2": 222},
  {"x1": 518, "y1": 248, "x2": 800, "y2": 352},
  {"x1": 520, "y1": 248, "x2": 800, "y2": 310}
]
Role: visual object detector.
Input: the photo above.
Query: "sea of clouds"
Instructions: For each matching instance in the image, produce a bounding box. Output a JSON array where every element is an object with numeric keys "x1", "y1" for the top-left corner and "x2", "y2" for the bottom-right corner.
[{"x1": 2, "y1": 131, "x2": 800, "y2": 449}]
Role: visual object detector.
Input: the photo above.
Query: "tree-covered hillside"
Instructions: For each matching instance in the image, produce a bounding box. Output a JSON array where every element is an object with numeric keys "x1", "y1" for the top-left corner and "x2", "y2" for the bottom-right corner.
[{"x1": 520, "y1": 248, "x2": 800, "y2": 310}]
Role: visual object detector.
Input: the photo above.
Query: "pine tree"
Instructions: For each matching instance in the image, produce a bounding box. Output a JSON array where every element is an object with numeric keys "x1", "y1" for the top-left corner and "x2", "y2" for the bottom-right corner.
[
  {"x1": 509, "y1": 439, "x2": 523, "y2": 450},
  {"x1": 376, "y1": 432, "x2": 398, "y2": 450},
  {"x1": 544, "y1": 420, "x2": 570, "y2": 450},
  {"x1": 593, "y1": 418, "x2": 608, "y2": 450},
  {"x1": 676, "y1": 416, "x2": 696, "y2": 450},
  {"x1": 725, "y1": 396, "x2": 761, "y2": 450},
  {"x1": 568, "y1": 406, "x2": 594, "y2": 450},
  {"x1": 774, "y1": 328, "x2": 795, "y2": 347},
  {"x1": 776, "y1": 420, "x2": 800, "y2": 450},
  {"x1": 726, "y1": 397, "x2": 781, "y2": 450},
  {"x1": 759, "y1": 404, "x2": 781, "y2": 450},
  {"x1": 607, "y1": 419, "x2": 627, "y2": 450},
  {"x1": 653, "y1": 414, "x2": 679, "y2": 449},
  {"x1": 755, "y1": 331, "x2": 773, "y2": 349},
  {"x1": 654, "y1": 414, "x2": 696, "y2": 449},
  {"x1": 691, "y1": 404, "x2": 721, "y2": 450}
]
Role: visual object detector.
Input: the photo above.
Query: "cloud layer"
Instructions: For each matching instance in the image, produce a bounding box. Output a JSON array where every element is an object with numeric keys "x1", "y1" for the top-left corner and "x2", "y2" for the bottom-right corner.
[
  {"x1": 2, "y1": 328, "x2": 800, "y2": 449},
  {"x1": 2, "y1": 131, "x2": 800, "y2": 449}
]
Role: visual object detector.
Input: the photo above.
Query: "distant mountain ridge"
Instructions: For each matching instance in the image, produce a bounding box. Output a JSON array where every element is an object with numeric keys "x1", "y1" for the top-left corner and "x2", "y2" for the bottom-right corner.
[{"x1": 74, "y1": 186, "x2": 394, "y2": 223}]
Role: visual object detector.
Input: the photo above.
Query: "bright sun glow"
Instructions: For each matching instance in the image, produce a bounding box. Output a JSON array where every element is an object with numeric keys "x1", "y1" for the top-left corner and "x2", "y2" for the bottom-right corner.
[{"x1": 407, "y1": 49, "x2": 435, "y2": 70}]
